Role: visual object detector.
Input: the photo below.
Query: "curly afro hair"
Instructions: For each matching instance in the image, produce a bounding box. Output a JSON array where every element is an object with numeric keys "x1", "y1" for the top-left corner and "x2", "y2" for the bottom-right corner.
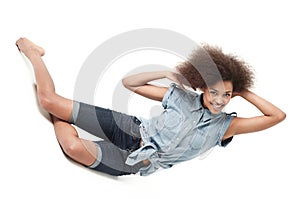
[{"x1": 176, "y1": 44, "x2": 255, "y2": 92}]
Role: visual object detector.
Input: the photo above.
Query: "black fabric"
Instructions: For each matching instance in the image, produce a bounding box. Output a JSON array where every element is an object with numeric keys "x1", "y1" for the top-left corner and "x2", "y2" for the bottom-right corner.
[{"x1": 221, "y1": 136, "x2": 233, "y2": 147}]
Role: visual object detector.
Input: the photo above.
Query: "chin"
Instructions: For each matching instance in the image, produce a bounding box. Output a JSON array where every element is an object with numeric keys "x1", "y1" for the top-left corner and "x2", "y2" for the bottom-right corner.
[
  {"x1": 211, "y1": 110, "x2": 222, "y2": 114},
  {"x1": 208, "y1": 107, "x2": 223, "y2": 114}
]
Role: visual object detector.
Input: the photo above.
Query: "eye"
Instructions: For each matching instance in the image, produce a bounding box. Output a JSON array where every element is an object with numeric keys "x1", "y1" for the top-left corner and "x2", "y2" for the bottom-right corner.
[
  {"x1": 209, "y1": 90, "x2": 217, "y2": 96},
  {"x1": 224, "y1": 93, "x2": 231, "y2": 98}
]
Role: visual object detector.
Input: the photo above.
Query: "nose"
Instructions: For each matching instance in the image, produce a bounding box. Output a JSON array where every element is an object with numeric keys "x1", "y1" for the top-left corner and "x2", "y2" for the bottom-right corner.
[{"x1": 214, "y1": 96, "x2": 225, "y2": 105}]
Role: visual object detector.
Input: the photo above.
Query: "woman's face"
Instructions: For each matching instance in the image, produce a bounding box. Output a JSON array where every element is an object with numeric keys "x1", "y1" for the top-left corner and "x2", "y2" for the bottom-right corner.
[{"x1": 202, "y1": 81, "x2": 233, "y2": 114}]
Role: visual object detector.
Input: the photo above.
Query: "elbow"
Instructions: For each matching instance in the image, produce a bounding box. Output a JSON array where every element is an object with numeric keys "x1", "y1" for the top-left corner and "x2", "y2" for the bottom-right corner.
[
  {"x1": 122, "y1": 78, "x2": 134, "y2": 91},
  {"x1": 122, "y1": 78, "x2": 129, "y2": 89},
  {"x1": 280, "y1": 111, "x2": 287, "y2": 122},
  {"x1": 276, "y1": 111, "x2": 286, "y2": 123}
]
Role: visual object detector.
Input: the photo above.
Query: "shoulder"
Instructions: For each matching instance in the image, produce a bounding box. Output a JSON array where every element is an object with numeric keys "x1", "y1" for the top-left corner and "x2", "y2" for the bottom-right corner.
[
  {"x1": 218, "y1": 112, "x2": 237, "y2": 140},
  {"x1": 162, "y1": 83, "x2": 200, "y2": 108}
]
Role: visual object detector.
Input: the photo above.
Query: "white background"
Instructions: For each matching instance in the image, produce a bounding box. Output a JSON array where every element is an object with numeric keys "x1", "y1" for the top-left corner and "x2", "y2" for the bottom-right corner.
[{"x1": 0, "y1": 0, "x2": 299, "y2": 198}]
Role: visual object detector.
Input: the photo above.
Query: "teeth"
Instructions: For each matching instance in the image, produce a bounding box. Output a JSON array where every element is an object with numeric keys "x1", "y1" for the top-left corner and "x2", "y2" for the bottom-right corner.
[
  {"x1": 209, "y1": 102, "x2": 224, "y2": 111},
  {"x1": 212, "y1": 104, "x2": 223, "y2": 109},
  {"x1": 214, "y1": 104, "x2": 222, "y2": 107}
]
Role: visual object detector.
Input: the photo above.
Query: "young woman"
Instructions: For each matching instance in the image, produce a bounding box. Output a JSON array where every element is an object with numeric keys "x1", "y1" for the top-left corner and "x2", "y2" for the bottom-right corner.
[{"x1": 16, "y1": 38, "x2": 286, "y2": 176}]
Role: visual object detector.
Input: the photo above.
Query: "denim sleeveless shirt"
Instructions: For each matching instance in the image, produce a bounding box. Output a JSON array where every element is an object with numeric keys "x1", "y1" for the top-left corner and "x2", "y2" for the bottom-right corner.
[{"x1": 126, "y1": 83, "x2": 235, "y2": 176}]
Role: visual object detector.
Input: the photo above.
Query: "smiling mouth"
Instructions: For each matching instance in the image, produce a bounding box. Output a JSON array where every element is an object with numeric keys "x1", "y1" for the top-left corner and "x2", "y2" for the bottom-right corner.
[{"x1": 211, "y1": 103, "x2": 224, "y2": 111}]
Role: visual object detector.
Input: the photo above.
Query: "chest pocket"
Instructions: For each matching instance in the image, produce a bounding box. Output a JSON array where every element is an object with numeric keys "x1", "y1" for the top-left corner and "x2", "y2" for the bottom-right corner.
[
  {"x1": 155, "y1": 109, "x2": 182, "y2": 131},
  {"x1": 189, "y1": 132, "x2": 206, "y2": 150}
]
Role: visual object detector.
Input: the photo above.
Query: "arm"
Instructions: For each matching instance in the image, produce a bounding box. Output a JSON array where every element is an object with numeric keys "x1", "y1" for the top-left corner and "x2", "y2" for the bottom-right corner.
[
  {"x1": 224, "y1": 90, "x2": 286, "y2": 139},
  {"x1": 122, "y1": 71, "x2": 183, "y2": 101}
]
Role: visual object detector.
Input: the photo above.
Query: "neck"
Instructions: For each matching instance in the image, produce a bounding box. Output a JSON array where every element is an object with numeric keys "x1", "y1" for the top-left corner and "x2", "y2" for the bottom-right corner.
[{"x1": 200, "y1": 93, "x2": 208, "y2": 109}]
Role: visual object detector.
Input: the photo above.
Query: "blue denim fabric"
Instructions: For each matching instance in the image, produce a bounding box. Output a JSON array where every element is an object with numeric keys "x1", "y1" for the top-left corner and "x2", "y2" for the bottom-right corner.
[{"x1": 126, "y1": 83, "x2": 235, "y2": 176}]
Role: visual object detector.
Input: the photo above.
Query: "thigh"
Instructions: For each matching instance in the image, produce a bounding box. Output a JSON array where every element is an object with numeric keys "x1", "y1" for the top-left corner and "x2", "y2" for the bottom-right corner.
[
  {"x1": 89, "y1": 140, "x2": 143, "y2": 176},
  {"x1": 72, "y1": 102, "x2": 141, "y2": 149}
]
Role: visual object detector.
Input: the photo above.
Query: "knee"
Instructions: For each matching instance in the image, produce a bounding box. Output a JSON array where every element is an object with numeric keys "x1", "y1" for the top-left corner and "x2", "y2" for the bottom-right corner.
[
  {"x1": 38, "y1": 90, "x2": 55, "y2": 111},
  {"x1": 63, "y1": 140, "x2": 84, "y2": 158}
]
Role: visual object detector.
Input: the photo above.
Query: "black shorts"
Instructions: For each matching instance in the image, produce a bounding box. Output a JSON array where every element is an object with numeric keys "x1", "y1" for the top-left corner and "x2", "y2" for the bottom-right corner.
[{"x1": 70, "y1": 101, "x2": 144, "y2": 176}]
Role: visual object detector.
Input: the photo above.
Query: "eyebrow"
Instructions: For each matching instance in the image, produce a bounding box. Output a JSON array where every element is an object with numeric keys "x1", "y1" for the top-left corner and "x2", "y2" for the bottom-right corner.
[{"x1": 209, "y1": 88, "x2": 232, "y2": 93}]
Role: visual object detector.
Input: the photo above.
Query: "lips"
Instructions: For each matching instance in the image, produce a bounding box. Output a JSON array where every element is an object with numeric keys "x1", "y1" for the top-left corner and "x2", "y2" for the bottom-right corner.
[{"x1": 210, "y1": 103, "x2": 224, "y2": 112}]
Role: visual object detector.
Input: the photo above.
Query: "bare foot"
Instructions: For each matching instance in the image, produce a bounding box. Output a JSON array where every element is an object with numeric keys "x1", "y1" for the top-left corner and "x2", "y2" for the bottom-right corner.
[{"x1": 16, "y1": 37, "x2": 45, "y2": 57}]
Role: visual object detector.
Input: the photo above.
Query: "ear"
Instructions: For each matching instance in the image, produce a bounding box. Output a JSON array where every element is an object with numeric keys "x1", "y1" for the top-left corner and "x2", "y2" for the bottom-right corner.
[{"x1": 199, "y1": 86, "x2": 206, "y2": 92}]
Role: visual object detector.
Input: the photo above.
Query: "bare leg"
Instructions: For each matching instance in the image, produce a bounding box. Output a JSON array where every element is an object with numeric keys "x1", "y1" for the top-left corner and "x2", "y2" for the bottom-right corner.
[
  {"x1": 16, "y1": 37, "x2": 72, "y2": 122},
  {"x1": 52, "y1": 115, "x2": 97, "y2": 166},
  {"x1": 16, "y1": 38, "x2": 97, "y2": 166}
]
